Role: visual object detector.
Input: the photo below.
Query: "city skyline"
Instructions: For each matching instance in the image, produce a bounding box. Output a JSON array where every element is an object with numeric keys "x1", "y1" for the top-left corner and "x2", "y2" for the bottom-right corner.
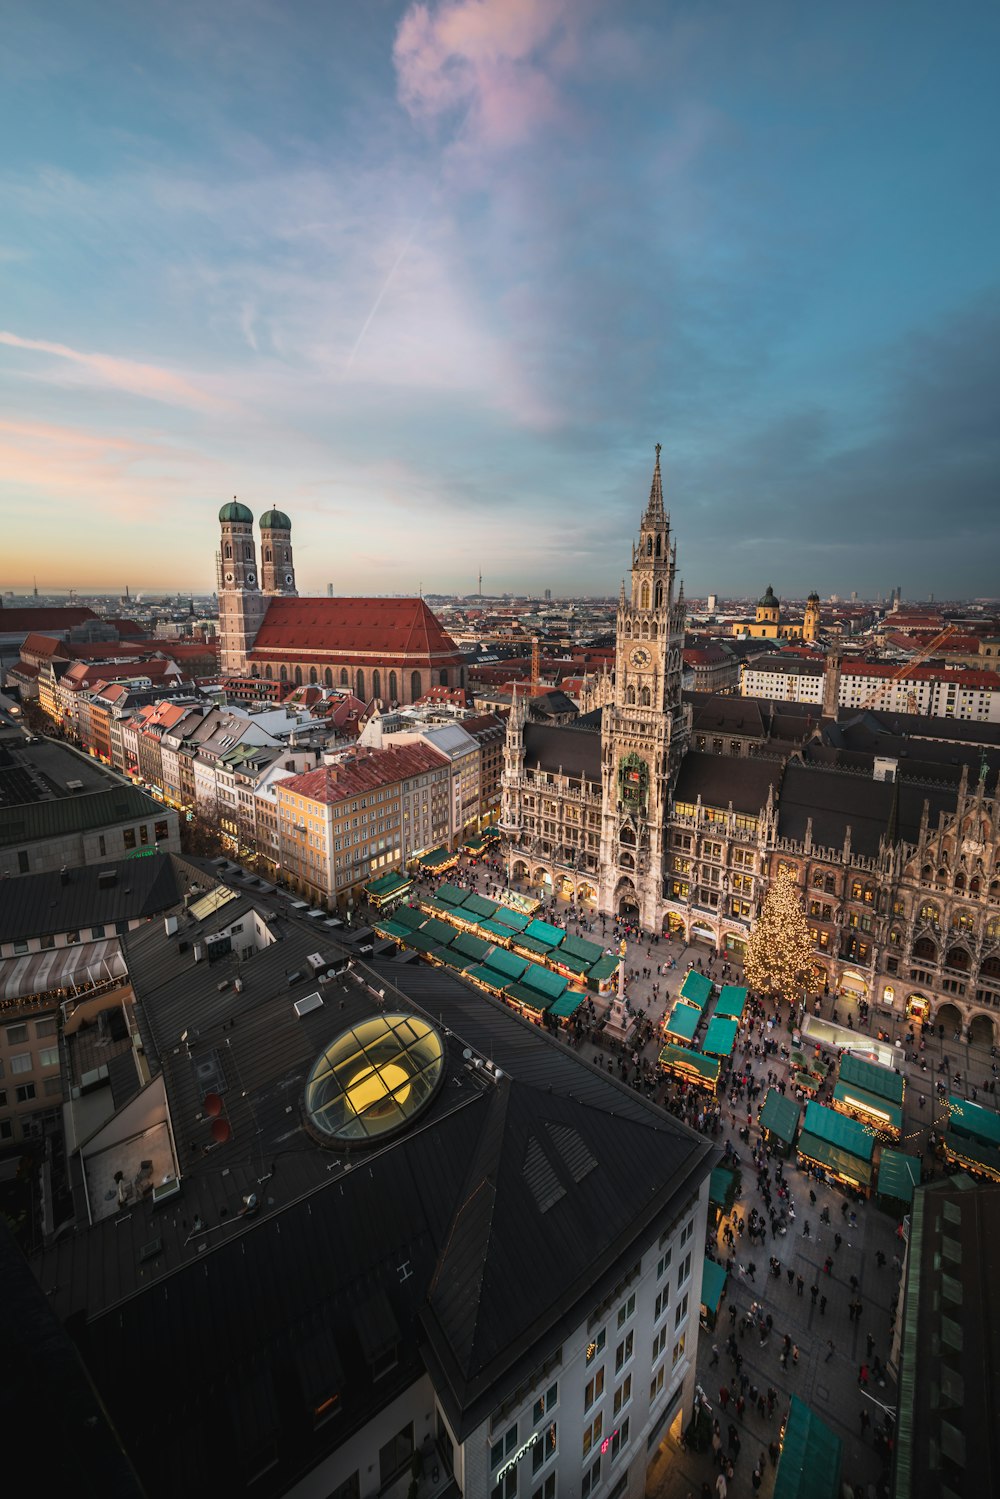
[{"x1": 2, "y1": 2, "x2": 999, "y2": 597}]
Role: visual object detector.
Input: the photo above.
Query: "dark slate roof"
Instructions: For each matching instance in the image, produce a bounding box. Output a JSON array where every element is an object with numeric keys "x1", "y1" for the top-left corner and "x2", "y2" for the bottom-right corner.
[
  {"x1": 32, "y1": 882, "x2": 714, "y2": 1494},
  {"x1": 776, "y1": 762, "x2": 958, "y2": 857},
  {"x1": 523, "y1": 718, "x2": 601, "y2": 781},
  {"x1": 0, "y1": 853, "x2": 181, "y2": 943},
  {"x1": 673, "y1": 752, "x2": 782, "y2": 815}
]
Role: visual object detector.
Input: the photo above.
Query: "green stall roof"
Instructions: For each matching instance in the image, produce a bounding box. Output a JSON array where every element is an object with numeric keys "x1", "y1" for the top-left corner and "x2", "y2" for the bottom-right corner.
[
  {"x1": 520, "y1": 963, "x2": 568, "y2": 1000},
  {"x1": 489, "y1": 906, "x2": 531, "y2": 932},
  {"x1": 679, "y1": 969, "x2": 713, "y2": 1007},
  {"x1": 943, "y1": 1131, "x2": 1000, "y2": 1180},
  {"x1": 418, "y1": 895, "x2": 461, "y2": 920},
  {"x1": 434, "y1": 882, "x2": 470, "y2": 908},
  {"x1": 450, "y1": 931, "x2": 491, "y2": 962},
  {"x1": 477, "y1": 919, "x2": 516, "y2": 943},
  {"x1": 503, "y1": 982, "x2": 552, "y2": 1013},
  {"x1": 876, "y1": 1149, "x2": 921, "y2": 1204},
  {"x1": 838, "y1": 1053, "x2": 904, "y2": 1106},
  {"x1": 702, "y1": 1016, "x2": 738, "y2": 1058},
  {"x1": 418, "y1": 846, "x2": 455, "y2": 870},
  {"x1": 559, "y1": 933, "x2": 605, "y2": 965},
  {"x1": 663, "y1": 1002, "x2": 700, "y2": 1044},
  {"x1": 759, "y1": 1089, "x2": 801, "y2": 1146},
  {"x1": 404, "y1": 930, "x2": 440, "y2": 954},
  {"x1": 773, "y1": 1397, "x2": 842, "y2": 1499},
  {"x1": 709, "y1": 1166, "x2": 736, "y2": 1208},
  {"x1": 797, "y1": 1132, "x2": 873, "y2": 1187},
  {"x1": 701, "y1": 1257, "x2": 728, "y2": 1316},
  {"x1": 948, "y1": 1096, "x2": 1000, "y2": 1148},
  {"x1": 832, "y1": 1081, "x2": 902, "y2": 1135},
  {"x1": 549, "y1": 991, "x2": 585, "y2": 1020},
  {"x1": 587, "y1": 954, "x2": 619, "y2": 983},
  {"x1": 374, "y1": 919, "x2": 412, "y2": 941},
  {"x1": 436, "y1": 949, "x2": 474, "y2": 973},
  {"x1": 524, "y1": 918, "x2": 567, "y2": 948},
  {"x1": 421, "y1": 917, "x2": 460, "y2": 946},
  {"x1": 550, "y1": 949, "x2": 592, "y2": 976},
  {"x1": 715, "y1": 985, "x2": 748, "y2": 1020},
  {"x1": 464, "y1": 963, "x2": 506, "y2": 992},
  {"x1": 462, "y1": 832, "x2": 486, "y2": 851},
  {"x1": 390, "y1": 905, "x2": 426, "y2": 931},
  {"x1": 658, "y1": 1044, "x2": 721, "y2": 1085},
  {"x1": 461, "y1": 891, "x2": 499, "y2": 919},
  {"x1": 365, "y1": 870, "x2": 410, "y2": 898},
  {"x1": 512, "y1": 934, "x2": 557, "y2": 957},
  {"x1": 483, "y1": 948, "x2": 530, "y2": 982},
  {"x1": 802, "y1": 1101, "x2": 874, "y2": 1162}
]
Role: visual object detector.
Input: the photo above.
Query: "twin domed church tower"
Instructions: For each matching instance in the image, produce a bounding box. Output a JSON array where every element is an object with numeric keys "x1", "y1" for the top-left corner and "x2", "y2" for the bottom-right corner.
[{"x1": 216, "y1": 501, "x2": 298, "y2": 674}]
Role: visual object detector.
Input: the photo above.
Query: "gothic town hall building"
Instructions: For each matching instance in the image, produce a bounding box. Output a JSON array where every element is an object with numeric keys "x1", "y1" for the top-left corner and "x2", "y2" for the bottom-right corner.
[{"x1": 500, "y1": 449, "x2": 1000, "y2": 1046}]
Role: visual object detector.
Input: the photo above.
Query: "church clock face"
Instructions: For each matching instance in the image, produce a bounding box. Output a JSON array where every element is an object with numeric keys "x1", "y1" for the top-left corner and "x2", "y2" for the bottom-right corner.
[
  {"x1": 246, "y1": 571, "x2": 256, "y2": 586},
  {"x1": 224, "y1": 571, "x2": 234, "y2": 583},
  {"x1": 284, "y1": 573, "x2": 294, "y2": 585},
  {"x1": 629, "y1": 646, "x2": 651, "y2": 668}
]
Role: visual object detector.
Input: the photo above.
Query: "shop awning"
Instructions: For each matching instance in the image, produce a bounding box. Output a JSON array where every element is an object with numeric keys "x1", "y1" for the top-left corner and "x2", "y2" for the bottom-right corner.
[
  {"x1": 460, "y1": 891, "x2": 498, "y2": 919},
  {"x1": 832, "y1": 1081, "x2": 902, "y2": 1135},
  {"x1": 838, "y1": 1052, "x2": 904, "y2": 1106},
  {"x1": 524, "y1": 918, "x2": 566, "y2": 948},
  {"x1": 0, "y1": 939, "x2": 126, "y2": 1003},
  {"x1": 942, "y1": 1131, "x2": 1000, "y2": 1182},
  {"x1": 550, "y1": 949, "x2": 591, "y2": 976},
  {"x1": 709, "y1": 1166, "x2": 736, "y2": 1208},
  {"x1": 701, "y1": 1257, "x2": 728, "y2": 1316},
  {"x1": 420, "y1": 916, "x2": 459, "y2": 946},
  {"x1": 802, "y1": 1101, "x2": 874, "y2": 1162},
  {"x1": 389, "y1": 905, "x2": 426, "y2": 931},
  {"x1": 773, "y1": 1396, "x2": 842, "y2": 1499},
  {"x1": 587, "y1": 954, "x2": 619, "y2": 984},
  {"x1": 364, "y1": 870, "x2": 411, "y2": 903},
  {"x1": 549, "y1": 991, "x2": 585, "y2": 1020},
  {"x1": 520, "y1": 963, "x2": 568, "y2": 1000},
  {"x1": 715, "y1": 984, "x2": 748, "y2": 1020},
  {"x1": 663, "y1": 1002, "x2": 700, "y2": 1044},
  {"x1": 477, "y1": 918, "x2": 516, "y2": 943},
  {"x1": 702, "y1": 1016, "x2": 738, "y2": 1057},
  {"x1": 489, "y1": 906, "x2": 530, "y2": 932},
  {"x1": 759, "y1": 1089, "x2": 802, "y2": 1146},
  {"x1": 403, "y1": 930, "x2": 440, "y2": 954},
  {"x1": 373, "y1": 919, "x2": 412, "y2": 942},
  {"x1": 436, "y1": 949, "x2": 474, "y2": 973},
  {"x1": 450, "y1": 931, "x2": 491, "y2": 962},
  {"x1": 658, "y1": 1044, "x2": 720, "y2": 1087},
  {"x1": 503, "y1": 982, "x2": 552, "y2": 1013},
  {"x1": 512, "y1": 934, "x2": 556, "y2": 957},
  {"x1": 948, "y1": 1096, "x2": 1000, "y2": 1149},
  {"x1": 479, "y1": 947, "x2": 529, "y2": 982},
  {"x1": 461, "y1": 833, "x2": 486, "y2": 852},
  {"x1": 679, "y1": 969, "x2": 713, "y2": 1007},
  {"x1": 876, "y1": 1149, "x2": 921, "y2": 1204},
  {"x1": 464, "y1": 964, "x2": 506, "y2": 993},
  {"x1": 433, "y1": 882, "x2": 469, "y2": 908}
]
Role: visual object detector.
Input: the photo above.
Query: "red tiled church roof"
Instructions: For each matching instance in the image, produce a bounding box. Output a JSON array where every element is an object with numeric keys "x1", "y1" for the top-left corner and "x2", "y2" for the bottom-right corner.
[{"x1": 248, "y1": 598, "x2": 463, "y2": 665}]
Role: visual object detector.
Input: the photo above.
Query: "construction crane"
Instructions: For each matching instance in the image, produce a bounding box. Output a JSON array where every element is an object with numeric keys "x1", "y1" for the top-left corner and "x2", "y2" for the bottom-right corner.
[
  {"x1": 858, "y1": 624, "x2": 959, "y2": 712},
  {"x1": 483, "y1": 633, "x2": 542, "y2": 694}
]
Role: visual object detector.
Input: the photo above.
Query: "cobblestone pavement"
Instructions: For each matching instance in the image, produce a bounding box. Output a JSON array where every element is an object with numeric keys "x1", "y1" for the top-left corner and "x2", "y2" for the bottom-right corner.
[{"x1": 380, "y1": 858, "x2": 1000, "y2": 1499}]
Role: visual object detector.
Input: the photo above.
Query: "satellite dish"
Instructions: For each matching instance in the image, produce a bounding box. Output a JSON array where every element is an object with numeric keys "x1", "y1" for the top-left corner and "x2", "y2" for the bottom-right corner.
[
  {"x1": 211, "y1": 1117, "x2": 231, "y2": 1144},
  {"x1": 462, "y1": 1048, "x2": 472, "y2": 1061},
  {"x1": 203, "y1": 1092, "x2": 222, "y2": 1118}
]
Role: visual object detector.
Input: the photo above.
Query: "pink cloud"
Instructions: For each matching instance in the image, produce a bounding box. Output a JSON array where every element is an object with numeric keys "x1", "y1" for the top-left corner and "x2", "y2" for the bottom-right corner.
[
  {"x1": 394, "y1": 0, "x2": 575, "y2": 148},
  {"x1": 0, "y1": 330, "x2": 234, "y2": 413}
]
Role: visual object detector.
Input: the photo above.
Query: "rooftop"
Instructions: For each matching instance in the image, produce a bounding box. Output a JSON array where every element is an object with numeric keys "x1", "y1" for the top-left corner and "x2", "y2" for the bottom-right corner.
[
  {"x1": 248, "y1": 596, "x2": 464, "y2": 664},
  {"x1": 279, "y1": 742, "x2": 450, "y2": 803}
]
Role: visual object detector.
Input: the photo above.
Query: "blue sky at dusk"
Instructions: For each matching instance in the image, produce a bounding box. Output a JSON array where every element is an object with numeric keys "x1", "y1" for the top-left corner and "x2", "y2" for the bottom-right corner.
[{"x1": 2, "y1": 1, "x2": 998, "y2": 599}]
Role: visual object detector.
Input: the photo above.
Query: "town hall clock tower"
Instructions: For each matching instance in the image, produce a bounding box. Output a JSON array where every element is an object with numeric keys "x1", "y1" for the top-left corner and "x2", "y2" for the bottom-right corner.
[{"x1": 598, "y1": 446, "x2": 688, "y2": 926}]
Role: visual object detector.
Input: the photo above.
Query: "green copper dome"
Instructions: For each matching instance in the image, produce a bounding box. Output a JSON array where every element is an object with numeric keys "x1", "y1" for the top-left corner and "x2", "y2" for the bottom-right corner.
[
  {"x1": 219, "y1": 500, "x2": 253, "y2": 524},
  {"x1": 259, "y1": 508, "x2": 292, "y2": 530},
  {"x1": 757, "y1": 584, "x2": 779, "y2": 607},
  {"x1": 807, "y1": 590, "x2": 820, "y2": 603}
]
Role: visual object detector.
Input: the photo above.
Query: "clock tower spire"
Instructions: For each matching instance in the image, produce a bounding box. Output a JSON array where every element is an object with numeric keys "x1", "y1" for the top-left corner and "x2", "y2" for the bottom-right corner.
[{"x1": 598, "y1": 446, "x2": 688, "y2": 926}]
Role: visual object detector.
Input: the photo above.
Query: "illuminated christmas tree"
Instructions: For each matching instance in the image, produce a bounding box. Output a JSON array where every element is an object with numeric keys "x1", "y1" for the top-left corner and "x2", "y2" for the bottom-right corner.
[{"x1": 744, "y1": 870, "x2": 813, "y2": 1005}]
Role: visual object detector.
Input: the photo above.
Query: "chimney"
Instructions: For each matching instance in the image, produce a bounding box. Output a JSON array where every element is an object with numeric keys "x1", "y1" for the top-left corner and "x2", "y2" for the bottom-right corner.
[{"x1": 60, "y1": 866, "x2": 69, "y2": 886}]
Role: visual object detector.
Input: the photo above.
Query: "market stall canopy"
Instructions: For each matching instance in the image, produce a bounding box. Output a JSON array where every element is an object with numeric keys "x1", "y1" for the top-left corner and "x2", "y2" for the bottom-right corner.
[
  {"x1": 714, "y1": 984, "x2": 748, "y2": 1020},
  {"x1": 433, "y1": 883, "x2": 468, "y2": 908},
  {"x1": 663, "y1": 1002, "x2": 700, "y2": 1044},
  {"x1": 942, "y1": 1131, "x2": 1000, "y2": 1181},
  {"x1": 948, "y1": 1096, "x2": 1000, "y2": 1148},
  {"x1": 0, "y1": 938, "x2": 126, "y2": 1003},
  {"x1": 801, "y1": 1102, "x2": 874, "y2": 1163},
  {"x1": 701, "y1": 1256, "x2": 727, "y2": 1316},
  {"x1": 503, "y1": 982, "x2": 552, "y2": 1014},
  {"x1": 709, "y1": 1166, "x2": 736, "y2": 1208},
  {"x1": 773, "y1": 1396, "x2": 842, "y2": 1499},
  {"x1": 658, "y1": 1044, "x2": 721, "y2": 1087},
  {"x1": 559, "y1": 933, "x2": 605, "y2": 965},
  {"x1": 838, "y1": 1052, "x2": 904, "y2": 1106},
  {"x1": 759, "y1": 1089, "x2": 802, "y2": 1146},
  {"x1": 876, "y1": 1149, "x2": 921, "y2": 1204},
  {"x1": 364, "y1": 870, "x2": 411, "y2": 904},
  {"x1": 489, "y1": 906, "x2": 531, "y2": 932},
  {"x1": 549, "y1": 991, "x2": 585, "y2": 1020},
  {"x1": 416, "y1": 846, "x2": 457, "y2": 872},
  {"x1": 832, "y1": 1081, "x2": 903, "y2": 1135},
  {"x1": 702, "y1": 1016, "x2": 738, "y2": 1058},
  {"x1": 679, "y1": 969, "x2": 713, "y2": 1007}
]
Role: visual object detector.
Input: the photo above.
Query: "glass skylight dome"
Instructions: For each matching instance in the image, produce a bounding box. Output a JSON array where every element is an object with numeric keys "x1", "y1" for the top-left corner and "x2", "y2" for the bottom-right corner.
[{"x1": 303, "y1": 1013, "x2": 446, "y2": 1147}]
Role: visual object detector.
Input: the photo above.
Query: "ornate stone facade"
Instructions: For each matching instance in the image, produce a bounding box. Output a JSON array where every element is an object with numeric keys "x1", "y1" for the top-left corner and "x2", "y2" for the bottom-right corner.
[{"x1": 500, "y1": 450, "x2": 1000, "y2": 1042}]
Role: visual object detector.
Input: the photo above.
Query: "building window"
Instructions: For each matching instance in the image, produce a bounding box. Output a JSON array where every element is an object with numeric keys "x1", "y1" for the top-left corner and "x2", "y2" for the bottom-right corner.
[
  {"x1": 9, "y1": 1054, "x2": 32, "y2": 1075},
  {"x1": 672, "y1": 1333, "x2": 686, "y2": 1366},
  {"x1": 674, "y1": 1293, "x2": 689, "y2": 1328},
  {"x1": 586, "y1": 1328, "x2": 606, "y2": 1364},
  {"x1": 155, "y1": 819, "x2": 169, "y2": 842},
  {"x1": 34, "y1": 1019, "x2": 56, "y2": 1038},
  {"x1": 533, "y1": 1383, "x2": 558, "y2": 1424},
  {"x1": 584, "y1": 1369, "x2": 605, "y2": 1411},
  {"x1": 532, "y1": 1422, "x2": 557, "y2": 1476},
  {"x1": 378, "y1": 1423, "x2": 414, "y2": 1487},
  {"x1": 5, "y1": 1025, "x2": 27, "y2": 1045},
  {"x1": 15, "y1": 1083, "x2": 36, "y2": 1104},
  {"x1": 612, "y1": 1375, "x2": 631, "y2": 1417},
  {"x1": 616, "y1": 1293, "x2": 635, "y2": 1329},
  {"x1": 123, "y1": 828, "x2": 137, "y2": 850},
  {"x1": 17, "y1": 851, "x2": 29, "y2": 873},
  {"x1": 531, "y1": 1476, "x2": 555, "y2": 1499},
  {"x1": 582, "y1": 1413, "x2": 603, "y2": 1459},
  {"x1": 610, "y1": 1417, "x2": 630, "y2": 1461},
  {"x1": 581, "y1": 1457, "x2": 601, "y2": 1498},
  {"x1": 614, "y1": 1331, "x2": 633, "y2": 1374},
  {"x1": 39, "y1": 1047, "x2": 60, "y2": 1069}
]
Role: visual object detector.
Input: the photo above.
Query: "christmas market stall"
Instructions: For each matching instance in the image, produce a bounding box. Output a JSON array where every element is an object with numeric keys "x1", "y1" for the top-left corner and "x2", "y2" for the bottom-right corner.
[
  {"x1": 701, "y1": 1015, "x2": 738, "y2": 1059},
  {"x1": 943, "y1": 1095, "x2": 1000, "y2": 1182},
  {"x1": 713, "y1": 984, "x2": 748, "y2": 1021},
  {"x1": 795, "y1": 1101, "x2": 874, "y2": 1194},
  {"x1": 758, "y1": 1088, "x2": 802, "y2": 1157},
  {"x1": 662, "y1": 1000, "x2": 701, "y2": 1046},
  {"x1": 773, "y1": 1396, "x2": 842, "y2": 1499},
  {"x1": 875, "y1": 1148, "x2": 921, "y2": 1209},
  {"x1": 657, "y1": 1043, "x2": 720, "y2": 1091},
  {"x1": 679, "y1": 968, "x2": 713, "y2": 1007},
  {"x1": 363, "y1": 869, "x2": 412, "y2": 909},
  {"x1": 832, "y1": 1052, "x2": 905, "y2": 1139},
  {"x1": 700, "y1": 1256, "x2": 728, "y2": 1331}
]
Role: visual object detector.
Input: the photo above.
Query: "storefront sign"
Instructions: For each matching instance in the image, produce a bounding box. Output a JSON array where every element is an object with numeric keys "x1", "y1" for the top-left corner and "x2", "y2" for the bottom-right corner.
[{"x1": 497, "y1": 1432, "x2": 539, "y2": 1479}]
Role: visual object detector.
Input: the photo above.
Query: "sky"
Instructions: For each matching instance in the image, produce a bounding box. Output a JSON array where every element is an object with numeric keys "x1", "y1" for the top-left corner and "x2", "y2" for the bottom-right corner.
[{"x1": 1, "y1": 0, "x2": 999, "y2": 600}]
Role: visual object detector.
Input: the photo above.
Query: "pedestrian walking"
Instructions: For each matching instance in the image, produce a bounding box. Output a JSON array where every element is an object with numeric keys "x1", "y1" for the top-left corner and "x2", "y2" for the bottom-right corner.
[
  {"x1": 834, "y1": 1231, "x2": 843, "y2": 1252},
  {"x1": 823, "y1": 1255, "x2": 833, "y2": 1275},
  {"x1": 796, "y1": 1275, "x2": 804, "y2": 1297},
  {"x1": 710, "y1": 1344, "x2": 720, "y2": 1367},
  {"x1": 858, "y1": 1363, "x2": 869, "y2": 1388},
  {"x1": 802, "y1": 1219, "x2": 811, "y2": 1238},
  {"x1": 810, "y1": 1283, "x2": 819, "y2": 1305},
  {"x1": 859, "y1": 1409, "x2": 871, "y2": 1435},
  {"x1": 820, "y1": 1294, "x2": 827, "y2": 1315},
  {"x1": 866, "y1": 1333, "x2": 875, "y2": 1358},
  {"x1": 715, "y1": 1475, "x2": 727, "y2": 1499},
  {"x1": 786, "y1": 1267, "x2": 795, "y2": 1287},
  {"x1": 719, "y1": 1385, "x2": 730, "y2": 1409},
  {"x1": 792, "y1": 1344, "x2": 799, "y2": 1366}
]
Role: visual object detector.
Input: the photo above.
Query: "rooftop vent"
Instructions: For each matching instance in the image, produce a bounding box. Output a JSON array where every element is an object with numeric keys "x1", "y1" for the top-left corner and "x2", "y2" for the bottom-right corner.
[
  {"x1": 66, "y1": 779, "x2": 84, "y2": 791},
  {"x1": 294, "y1": 991, "x2": 324, "y2": 1018},
  {"x1": 97, "y1": 869, "x2": 118, "y2": 889}
]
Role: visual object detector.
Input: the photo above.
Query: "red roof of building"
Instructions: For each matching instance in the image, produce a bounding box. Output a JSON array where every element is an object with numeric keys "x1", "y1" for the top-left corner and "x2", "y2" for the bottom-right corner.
[
  {"x1": 278, "y1": 742, "x2": 449, "y2": 804},
  {"x1": 0, "y1": 607, "x2": 96, "y2": 631},
  {"x1": 841, "y1": 662, "x2": 1000, "y2": 688},
  {"x1": 61, "y1": 659, "x2": 183, "y2": 691},
  {"x1": 248, "y1": 597, "x2": 463, "y2": 665},
  {"x1": 414, "y1": 686, "x2": 470, "y2": 708},
  {"x1": 19, "y1": 632, "x2": 70, "y2": 659}
]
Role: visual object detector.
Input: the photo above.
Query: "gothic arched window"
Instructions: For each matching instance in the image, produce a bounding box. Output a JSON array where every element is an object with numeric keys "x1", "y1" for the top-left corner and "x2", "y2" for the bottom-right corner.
[
  {"x1": 439, "y1": 668, "x2": 448, "y2": 687},
  {"x1": 646, "y1": 536, "x2": 653, "y2": 556},
  {"x1": 309, "y1": 667, "x2": 318, "y2": 685},
  {"x1": 340, "y1": 667, "x2": 348, "y2": 686},
  {"x1": 640, "y1": 582, "x2": 650, "y2": 610},
  {"x1": 224, "y1": 543, "x2": 232, "y2": 559},
  {"x1": 279, "y1": 665, "x2": 287, "y2": 682},
  {"x1": 389, "y1": 670, "x2": 398, "y2": 703},
  {"x1": 264, "y1": 548, "x2": 271, "y2": 563},
  {"x1": 264, "y1": 665, "x2": 272, "y2": 680},
  {"x1": 245, "y1": 546, "x2": 253, "y2": 560},
  {"x1": 324, "y1": 667, "x2": 333, "y2": 688},
  {"x1": 640, "y1": 686, "x2": 651, "y2": 707},
  {"x1": 372, "y1": 669, "x2": 381, "y2": 701},
  {"x1": 626, "y1": 685, "x2": 636, "y2": 705},
  {"x1": 654, "y1": 582, "x2": 663, "y2": 608},
  {"x1": 655, "y1": 533, "x2": 662, "y2": 557},
  {"x1": 411, "y1": 670, "x2": 421, "y2": 701},
  {"x1": 294, "y1": 665, "x2": 302, "y2": 686},
  {"x1": 356, "y1": 669, "x2": 365, "y2": 699}
]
